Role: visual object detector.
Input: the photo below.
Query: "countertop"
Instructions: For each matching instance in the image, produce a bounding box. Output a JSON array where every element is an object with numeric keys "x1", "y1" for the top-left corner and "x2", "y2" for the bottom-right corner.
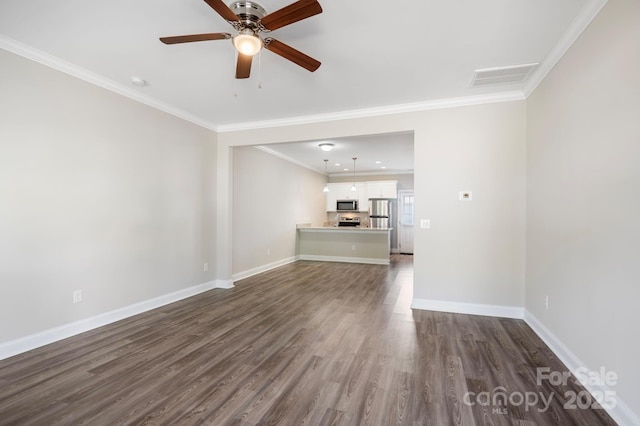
[{"x1": 297, "y1": 225, "x2": 392, "y2": 232}]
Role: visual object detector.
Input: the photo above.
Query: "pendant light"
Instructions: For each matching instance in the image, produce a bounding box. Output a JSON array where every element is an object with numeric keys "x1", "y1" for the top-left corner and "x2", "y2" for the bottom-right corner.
[
  {"x1": 322, "y1": 159, "x2": 330, "y2": 192},
  {"x1": 350, "y1": 157, "x2": 357, "y2": 191}
]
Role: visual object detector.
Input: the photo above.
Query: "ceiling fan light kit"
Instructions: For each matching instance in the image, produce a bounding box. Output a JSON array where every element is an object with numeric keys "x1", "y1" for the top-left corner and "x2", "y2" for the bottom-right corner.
[
  {"x1": 160, "y1": 0, "x2": 322, "y2": 79},
  {"x1": 232, "y1": 29, "x2": 262, "y2": 56}
]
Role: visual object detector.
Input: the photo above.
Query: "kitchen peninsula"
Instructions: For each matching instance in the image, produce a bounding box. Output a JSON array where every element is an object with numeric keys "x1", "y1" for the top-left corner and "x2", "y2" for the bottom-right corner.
[{"x1": 296, "y1": 225, "x2": 392, "y2": 265}]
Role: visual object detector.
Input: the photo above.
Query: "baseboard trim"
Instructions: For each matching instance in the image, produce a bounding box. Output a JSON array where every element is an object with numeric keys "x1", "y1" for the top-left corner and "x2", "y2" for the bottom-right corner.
[
  {"x1": 524, "y1": 310, "x2": 639, "y2": 426},
  {"x1": 215, "y1": 279, "x2": 235, "y2": 289},
  {"x1": 411, "y1": 298, "x2": 524, "y2": 319},
  {"x1": 298, "y1": 254, "x2": 390, "y2": 265},
  {"x1": 0, "y1": 279, "x2": 226, "y2": 361},
  {"x1": 232, "y1": 256, "x2": 297, "y2": 282}
]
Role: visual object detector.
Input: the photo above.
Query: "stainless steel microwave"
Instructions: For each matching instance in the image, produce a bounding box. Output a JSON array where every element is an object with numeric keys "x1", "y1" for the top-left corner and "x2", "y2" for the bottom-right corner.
[{"x1": 336, "y1": 200, "x2": 358, "y2": 211}]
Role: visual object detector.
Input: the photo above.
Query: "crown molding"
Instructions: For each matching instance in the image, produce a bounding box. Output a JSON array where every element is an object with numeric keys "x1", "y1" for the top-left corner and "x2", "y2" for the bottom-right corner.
[
  {"x1": 0, "y1": 35, "x2": 523, "y2": 134},
  {"x1": 329, "y1": 170, "x2": 414, "y2": 178},
  {"x1": 255, "y1": 146, "x2": 413, "y2": 177},
  {"x1": 523, "y1": 0, "x2": 608, "y2": 97},
  {"x1": 215, "y1": 91, "x2": 526, "y2": 133},
  {"x1": 0, "y1": 35, "x2": 217, "y2": 132}
]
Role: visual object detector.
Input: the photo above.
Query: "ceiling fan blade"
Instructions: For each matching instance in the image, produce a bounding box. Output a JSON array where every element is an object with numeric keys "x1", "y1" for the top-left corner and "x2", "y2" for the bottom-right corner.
[
  {"x1": 264, "y1": 38, "x2": 320, "y2": 72},
  {"x1": 203, "y1": 0, "x2": 240, "y2": 23},
  {"x1": 159, "y1": 33, "x2": 231, "y2": 44},
  {"x1": 236, "y1": 53, "x2": 252, "y2": 79},
  {"x1": 260, "y1": 0, "x2": 322, "y2": 31}
]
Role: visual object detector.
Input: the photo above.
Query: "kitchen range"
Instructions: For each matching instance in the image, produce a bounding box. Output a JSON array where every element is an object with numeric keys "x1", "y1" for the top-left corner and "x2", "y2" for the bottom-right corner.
[{"x1": 337, "y1": 216, "x2": 360, "y2": 227}]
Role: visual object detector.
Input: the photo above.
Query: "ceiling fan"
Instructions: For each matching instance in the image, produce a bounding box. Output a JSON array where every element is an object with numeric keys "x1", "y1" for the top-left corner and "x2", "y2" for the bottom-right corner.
[{"x1": 160, "y1": 0, "x2": 322, "y2": 79}]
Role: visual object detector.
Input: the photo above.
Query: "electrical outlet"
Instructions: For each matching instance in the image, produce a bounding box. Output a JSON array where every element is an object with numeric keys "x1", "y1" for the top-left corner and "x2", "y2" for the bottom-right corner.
[
  {"x1": 267, "y1": 248, "x2": 271, "y2": 255},
  {"x1": 352, "y1": 245, "x2": 356, "y2": 251},
  {"x1": 459, "y1": 191, "x2": 473, "y2": 201},
  {"x1": 73, "y1": 290, "x2": 82, "y2": 304},
  {"x1": 545, "y1": 295, "x2": 549, "y2": 310},
  {"x1": 203, "y1": 262, "x2": 208, "y2": 272}
]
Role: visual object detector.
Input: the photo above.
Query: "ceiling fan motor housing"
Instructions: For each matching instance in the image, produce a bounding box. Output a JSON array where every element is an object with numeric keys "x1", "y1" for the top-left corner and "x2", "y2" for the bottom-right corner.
[{"x1": 229, "y1": 1, "x2": 266, "y2": 29}]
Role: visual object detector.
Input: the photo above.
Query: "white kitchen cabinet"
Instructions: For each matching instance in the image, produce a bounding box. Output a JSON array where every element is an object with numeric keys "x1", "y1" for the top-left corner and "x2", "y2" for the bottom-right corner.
[
  {"x1": 325, "y1": 182, "x2": 368, "y2": 211},
  {"x1": 325, "y1": 183, "x2": 351, "y2": 211},
  {"x1": 325, "y1": 183, "x2": 339, "y2": 211},
  {"x1": 335, "y1": 183, "x2": 356, "y2": 200},
  {"x1": 325, "y1": 181, "x2": 397, "y2": 211},
  {"x1": 357, "y1": 183, "x2": 369, "y2": 211},
  {"x1": 366, "y1": 180, "x2": 398, "y2": 199}
]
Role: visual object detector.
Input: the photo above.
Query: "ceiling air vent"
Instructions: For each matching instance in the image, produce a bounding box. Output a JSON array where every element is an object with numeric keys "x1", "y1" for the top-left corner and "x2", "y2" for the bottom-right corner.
[{"x1": 471, "y1": 63, "x2": 539, "y2": 87}]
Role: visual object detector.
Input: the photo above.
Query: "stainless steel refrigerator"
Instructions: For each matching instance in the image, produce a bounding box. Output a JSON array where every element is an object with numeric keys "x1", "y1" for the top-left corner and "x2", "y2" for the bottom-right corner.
[{"x1": 369, "y1": 199, "x2": 390, "y2": 228}]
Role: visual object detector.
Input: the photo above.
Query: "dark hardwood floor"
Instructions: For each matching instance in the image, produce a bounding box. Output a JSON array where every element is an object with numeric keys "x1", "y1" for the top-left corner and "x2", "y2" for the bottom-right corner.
[{"x1": 0, "y1": 256, "x2": 616, "y2": 425}]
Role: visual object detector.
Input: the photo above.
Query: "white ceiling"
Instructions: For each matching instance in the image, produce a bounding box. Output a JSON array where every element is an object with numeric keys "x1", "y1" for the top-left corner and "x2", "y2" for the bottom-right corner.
[
  {"x1": 0, "y1": 0, "x2": 602, "y2": 132},
  {"x1": 0, "y1": 0, "x2": 604, "y2": 173},
  {"x1": 257, "y1": 132, "x2": 414, "y2": 176}
]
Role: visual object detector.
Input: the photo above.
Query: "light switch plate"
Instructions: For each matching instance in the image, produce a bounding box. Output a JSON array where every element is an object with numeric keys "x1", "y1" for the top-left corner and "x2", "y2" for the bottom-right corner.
[{"x1": 420, "y1": 219, "x2": 431, "y2": 229}]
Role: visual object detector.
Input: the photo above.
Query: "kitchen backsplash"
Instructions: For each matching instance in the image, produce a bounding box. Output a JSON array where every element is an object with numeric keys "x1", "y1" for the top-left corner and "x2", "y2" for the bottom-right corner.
[{"x1": 327, "y1": 212, "x2": 369, "y2": 227}]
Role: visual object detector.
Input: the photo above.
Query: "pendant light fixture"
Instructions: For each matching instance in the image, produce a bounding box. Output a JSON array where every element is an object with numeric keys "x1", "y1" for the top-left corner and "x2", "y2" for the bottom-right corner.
[
  {"x1": 322, "y1": 159, "x2": 330, "y2": 192},
  {"x1": 350, "y1": 157, "x2": 357, "y2": 191}
]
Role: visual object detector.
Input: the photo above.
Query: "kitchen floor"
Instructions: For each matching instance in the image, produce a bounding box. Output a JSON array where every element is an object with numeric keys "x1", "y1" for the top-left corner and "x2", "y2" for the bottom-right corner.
[{"x1": 0, "y1": 255, "x2": 614, "y2": 425}]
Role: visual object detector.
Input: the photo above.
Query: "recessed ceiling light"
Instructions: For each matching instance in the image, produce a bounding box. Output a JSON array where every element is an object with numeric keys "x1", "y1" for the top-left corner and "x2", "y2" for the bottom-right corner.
[
  {"x1": 381, "y1": 166, "x2": 387, "y2": 169},
  {"x1": 130, "y1": 76, "x2": 147, "y2": 87},
  {"x1": 318, "y1": 143, "x2": 335, "y2": 152},
  {"x1": 344, "y1": 168, "x2": 349, "y2": 171},
  {"x1": 375, "y1": 161, "x2": 381, "y2": 164},
  {"x1": 334, "y1": 163, "x2": 340, "y2": 166}
]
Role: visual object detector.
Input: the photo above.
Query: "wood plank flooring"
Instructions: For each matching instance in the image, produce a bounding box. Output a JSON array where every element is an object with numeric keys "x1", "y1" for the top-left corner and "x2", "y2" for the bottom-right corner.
[{"x1": 0, "y1": 256, "x2": 616, "y2": 425}]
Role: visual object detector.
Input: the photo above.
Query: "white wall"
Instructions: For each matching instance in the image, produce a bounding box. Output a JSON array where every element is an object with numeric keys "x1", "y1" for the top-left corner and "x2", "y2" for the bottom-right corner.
[
  {"x1": 0, "y1": 49, "x2": 217, "y2": 344},
  {"x1": 218, "y1": 101, "x2": 527, "y2": 312},
  {"x1": 232, "y1": 146, "x2": 326, "y2": 277},
  {"x1": 526, "y1": 0, "x2": 640, "y2": 417},
  {"x1": 415, "y1": 103, "x2": 526, "y2": 309}
]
